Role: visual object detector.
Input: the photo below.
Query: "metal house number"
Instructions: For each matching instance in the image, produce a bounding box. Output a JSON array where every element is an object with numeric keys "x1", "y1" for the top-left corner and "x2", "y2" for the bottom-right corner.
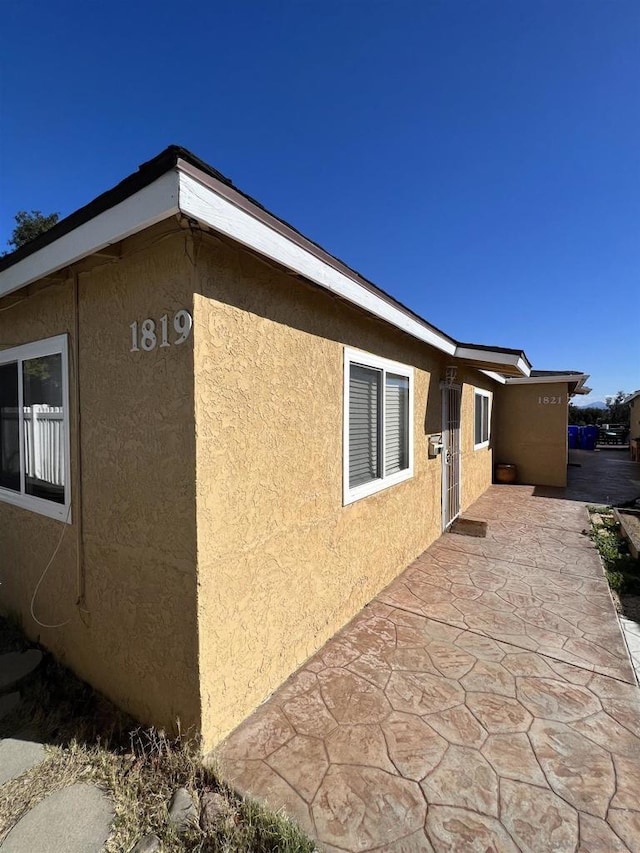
[
  {"x1": 130, "y1": 310, "x2": 193, "y2": 352},
  {"x1": 537, "y1": 396, "x2": 565, "y2": 405}
]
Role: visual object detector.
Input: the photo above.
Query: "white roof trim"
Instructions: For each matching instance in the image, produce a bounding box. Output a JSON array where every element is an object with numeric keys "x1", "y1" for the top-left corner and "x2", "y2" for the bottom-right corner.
[
  {"x1": 178, "y1": 171, "x2": 459, "y2": 356},
  {"x1": 0, "y1": 171, "x2": 180, "y2": 299},
  {"x1": 506, "y1": 373, "x2": 589, "y2": 388},
  {"x1": 0, "y1": 159, "x2": 533, "y2": 376},
  {"x1": 479, "y1": 370, "x2": 507, "y2": 384},
  {"x1": 454, "y1": 346, "x2": 530, "y2": 377}
]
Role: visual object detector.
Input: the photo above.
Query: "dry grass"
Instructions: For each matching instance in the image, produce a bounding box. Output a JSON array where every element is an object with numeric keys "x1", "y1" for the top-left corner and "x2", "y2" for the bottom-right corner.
[{"x1": 0, "y1": 616, "x2": 315, "y2": 852}]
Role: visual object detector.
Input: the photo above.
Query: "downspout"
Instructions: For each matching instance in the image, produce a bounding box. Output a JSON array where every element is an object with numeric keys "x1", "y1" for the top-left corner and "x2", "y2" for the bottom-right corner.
[{"x1": 73, "y1": 271, "x2": 86, "y2": 610}]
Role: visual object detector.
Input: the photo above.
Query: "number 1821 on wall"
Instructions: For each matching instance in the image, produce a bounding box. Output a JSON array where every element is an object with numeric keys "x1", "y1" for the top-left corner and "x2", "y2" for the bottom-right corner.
[{"x1": 538, "y1": 395, "x2": 566, "y2": 405}]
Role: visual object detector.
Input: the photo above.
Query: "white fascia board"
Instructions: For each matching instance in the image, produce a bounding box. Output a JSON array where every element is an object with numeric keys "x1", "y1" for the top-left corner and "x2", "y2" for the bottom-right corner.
[
  {"x1": 178, "y1": 171, "x2": 457, "y2": 356},
  {"x1": 454, "y1": 346, "x2": 531, "y2": 377},
  {"x1": 505, "y1": 374, "x2": 589, "y2": 386},
  {"x1": 0, "y1": 171, "x2": 180, "y2": 299},
  {"x1": 479, "y1": 370, "x2": 506, "y2": 384}
]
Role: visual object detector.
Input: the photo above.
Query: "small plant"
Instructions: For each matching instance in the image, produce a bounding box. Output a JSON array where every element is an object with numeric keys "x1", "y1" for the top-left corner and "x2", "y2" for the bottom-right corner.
[
  {"x1": 606, "y1": 570, "x2": 626, "y2": 593},
  {"x1": 589, "y1": 508, "x2": 640, "y2": 595}
]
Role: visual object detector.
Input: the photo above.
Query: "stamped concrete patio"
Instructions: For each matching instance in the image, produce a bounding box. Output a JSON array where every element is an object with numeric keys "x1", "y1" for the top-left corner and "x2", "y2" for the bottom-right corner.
[{"x1": 216, "y1": 454, "x2": 640, "y2": 852}]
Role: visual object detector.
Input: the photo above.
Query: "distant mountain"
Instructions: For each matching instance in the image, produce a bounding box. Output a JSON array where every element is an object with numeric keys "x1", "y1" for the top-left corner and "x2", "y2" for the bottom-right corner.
[{"x1": 573, "y1": 400, "x2": 608, "y2": 409}]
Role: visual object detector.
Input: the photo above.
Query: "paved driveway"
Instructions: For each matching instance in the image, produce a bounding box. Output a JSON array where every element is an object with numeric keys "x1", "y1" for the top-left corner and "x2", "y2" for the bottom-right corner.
[{"x1": 216, "y1": 483, "x2": 640, "y2": 852}]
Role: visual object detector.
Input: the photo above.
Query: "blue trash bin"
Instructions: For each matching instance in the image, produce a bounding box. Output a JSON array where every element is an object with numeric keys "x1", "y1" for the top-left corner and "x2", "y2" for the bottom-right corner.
[
  {"x1": 568, "y1": 426, "x2": 579, "y2": 449},
  {"x1": 583, "y1": 425, "x2": 598, "y2": 451}
]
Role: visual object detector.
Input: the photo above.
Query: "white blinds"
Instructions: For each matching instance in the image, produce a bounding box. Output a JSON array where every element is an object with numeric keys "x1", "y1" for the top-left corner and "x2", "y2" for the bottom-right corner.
[
  {"x1": 482, "y1": 396, "x2": 489, "y2": 442},
  {"x1": 475, "y1": 392, "x2": 490, "y2": 444},
  {"x1": 349, "y1": 364, "x2": 381, "y2": 487},
  {"x1": 475, "y1": 394, "x2": 483, "y2": 443},
  {"x1": 385, "y1": 373, "x2": 409, "y2": 475}
]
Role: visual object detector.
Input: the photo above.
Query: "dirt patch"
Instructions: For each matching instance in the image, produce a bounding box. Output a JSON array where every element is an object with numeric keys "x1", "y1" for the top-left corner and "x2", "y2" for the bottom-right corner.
[{"x1": 619, "y1": 593, "x2": 640, "y2": 623}]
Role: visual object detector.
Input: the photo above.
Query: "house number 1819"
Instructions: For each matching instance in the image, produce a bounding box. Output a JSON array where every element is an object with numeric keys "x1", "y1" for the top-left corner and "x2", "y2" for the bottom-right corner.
[{"x1": 130, "y1": 310, "x2": 193, "y2": 352}]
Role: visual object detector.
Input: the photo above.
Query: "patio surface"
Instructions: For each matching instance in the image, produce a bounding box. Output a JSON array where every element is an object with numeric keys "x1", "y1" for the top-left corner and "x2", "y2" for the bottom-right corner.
[{"x1": 216, "y1": 453, "x2": 640, "y2": 852}]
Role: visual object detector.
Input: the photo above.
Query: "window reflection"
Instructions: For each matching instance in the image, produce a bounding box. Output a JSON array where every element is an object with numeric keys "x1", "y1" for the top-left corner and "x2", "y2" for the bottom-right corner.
[
  {"x1": 23, "y1": 354, "x2": 65, "y2": 504},
  {"x1": 0, "y1": 362, "x2": 20, "y2": 492}
]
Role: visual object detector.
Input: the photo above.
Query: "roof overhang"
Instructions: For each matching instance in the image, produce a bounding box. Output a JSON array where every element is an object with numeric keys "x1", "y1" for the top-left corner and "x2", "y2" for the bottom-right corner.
[
  {"x1": 505, "y1": 373, "x2": 590, "y2": 395},
  {"x1": 0, "y1": 148, "x2": 531, "y2": 376},
  {"x1": 0, "y1": 171, "x2": 180, "y2": 297},
  {"x1": 454, "y1": 346, "x2": 530, "y2": 377},
  {"x1": 178, "y1": 167, "x2": 461, "y2": 356}
]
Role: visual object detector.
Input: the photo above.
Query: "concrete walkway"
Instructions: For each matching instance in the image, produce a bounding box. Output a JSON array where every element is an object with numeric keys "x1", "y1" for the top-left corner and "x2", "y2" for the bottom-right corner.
[
  {"x1": 217, "y1": 468, "x2": 640, "y2": 851},
  {"x1": 552, "y1": 447, "x2": 640, "y2": 505}
]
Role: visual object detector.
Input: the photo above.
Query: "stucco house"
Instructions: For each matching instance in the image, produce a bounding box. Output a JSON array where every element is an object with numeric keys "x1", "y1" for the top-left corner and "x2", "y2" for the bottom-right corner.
[
  {"x1": 0, "y1": 147, "x2": 588, "y2": 747},
  {"x1": 627, "y1": 390, "x2": 640, "y2": 461}
]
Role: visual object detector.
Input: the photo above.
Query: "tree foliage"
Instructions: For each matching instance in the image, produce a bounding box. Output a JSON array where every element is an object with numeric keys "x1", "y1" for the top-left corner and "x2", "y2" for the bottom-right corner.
[
  {"x1": 605, "y1": 390, "x2": 630, "y2": 426},
  {"x1": 7, "y1": 209, "x2": 59, "y2": 251},
  {"x1": 568, "y1": 405, "x2": 602, "y2": 426},
  {"x1": 569, "y1": 390, "x2": 631, "y2": 427}
]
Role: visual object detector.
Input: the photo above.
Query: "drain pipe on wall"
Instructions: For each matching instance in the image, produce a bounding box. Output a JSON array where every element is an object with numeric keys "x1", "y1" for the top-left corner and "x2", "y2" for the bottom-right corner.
[
  {"x1": 73, "y1": 270, "x2": 87, "y2": 613},
  {"x1": 28, "y1": 271, "x2": 87, "y2": 629}
]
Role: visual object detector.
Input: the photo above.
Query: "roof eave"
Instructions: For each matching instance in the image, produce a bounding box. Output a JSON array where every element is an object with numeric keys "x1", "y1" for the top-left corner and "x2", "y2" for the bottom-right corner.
[
  {"x1": 454, "y1": 346, "x2": 531, "y2": 377},
  {"x1": 0, "y1": 170, "x2": 180, "y2": 298},
  {"x1": 0, "y1": 150, "x2": 535, "y2": 373},
  {"x1": 505, "y1": 373, "x2": 590, "y2": 394}
]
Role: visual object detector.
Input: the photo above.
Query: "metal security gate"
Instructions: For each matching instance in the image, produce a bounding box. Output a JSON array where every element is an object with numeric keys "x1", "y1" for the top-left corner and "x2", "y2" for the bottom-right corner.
[{"x1": 442, "y1": 384, "x2": 461, "y2": 530}]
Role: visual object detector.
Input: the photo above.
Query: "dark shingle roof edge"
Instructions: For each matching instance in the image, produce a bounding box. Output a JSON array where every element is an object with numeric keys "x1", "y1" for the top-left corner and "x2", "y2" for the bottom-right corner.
[
  {"x1": 0, "y1": 145, "x2": 531, "y2": 367},
  {"x1": 530, "y1": 369, "x2": 584, "y2": 377}
]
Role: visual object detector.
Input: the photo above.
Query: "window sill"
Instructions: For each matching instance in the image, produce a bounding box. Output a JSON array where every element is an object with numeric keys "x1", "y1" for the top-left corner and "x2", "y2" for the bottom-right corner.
[
  {"x1": 343, "y1": 467, "x2": 413, "y2": 506},
  {"x1": 0, "y1": 488, "x2": 71, "y2": 523},
  {"x1": 474, "y1": 441, "x2": 490, "y2": 451}
]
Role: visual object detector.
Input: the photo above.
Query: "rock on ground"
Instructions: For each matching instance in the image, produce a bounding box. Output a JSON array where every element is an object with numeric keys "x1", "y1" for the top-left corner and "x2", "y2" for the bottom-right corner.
[
  {"x1": 130, "y1": 833, "x2": 161, "y2": 852},
  {"x1": 0, "y1": 650, "x2": 42, "y2": 691},
  {"x1": 168, "y1": 787, "x2": 198, "y2": 835}
]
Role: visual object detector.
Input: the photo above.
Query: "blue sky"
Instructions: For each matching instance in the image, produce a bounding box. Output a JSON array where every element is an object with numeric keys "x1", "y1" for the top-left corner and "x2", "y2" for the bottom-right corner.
[{"x1": 1, "y1": 0, "x2": 638, "y2": 401}]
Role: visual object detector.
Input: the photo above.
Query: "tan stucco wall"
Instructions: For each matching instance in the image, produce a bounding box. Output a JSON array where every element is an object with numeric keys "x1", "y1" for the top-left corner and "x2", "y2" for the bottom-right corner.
[
  {"x1": 459, "y1": 373, "x2": 496, "y2": 511},
  {"x1": 1, "y1": 224, "x2": 500, "y2": 749},
  {"x1": 192, "y1": 236, "x2": 496, "y2": 746},
  {"x1": 0, "y1": 225, "x2": 201, "y2": 732},
  {"x1": 630, "y1": 398, "x2": 640, "y2": 441},
  {"x1": 493, "y1": 382, "x2": 569, "y2": 487}
]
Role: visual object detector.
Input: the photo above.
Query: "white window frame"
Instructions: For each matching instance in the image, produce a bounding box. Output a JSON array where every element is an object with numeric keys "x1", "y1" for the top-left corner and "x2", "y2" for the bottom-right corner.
[
  {"x1": 473, "y1": 387, "x2": 492, "y2": 450},
  {"x1": 343, "y1": 347, "x2": 414, "y2": 505},
  {"x1": 0, "y1": 334, "x2": 71, "y2": 522}
]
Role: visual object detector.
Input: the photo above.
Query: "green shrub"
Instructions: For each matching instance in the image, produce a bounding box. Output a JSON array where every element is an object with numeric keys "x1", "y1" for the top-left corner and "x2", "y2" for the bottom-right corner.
[{"x1": 590, "y1": 511, "x2": 640, "y2": 594}]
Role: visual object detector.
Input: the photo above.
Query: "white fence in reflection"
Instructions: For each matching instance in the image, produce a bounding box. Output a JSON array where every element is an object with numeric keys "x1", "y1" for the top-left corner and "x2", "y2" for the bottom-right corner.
[{"x1": 24, "y1": 405, "x2": 65, "y2": 486}]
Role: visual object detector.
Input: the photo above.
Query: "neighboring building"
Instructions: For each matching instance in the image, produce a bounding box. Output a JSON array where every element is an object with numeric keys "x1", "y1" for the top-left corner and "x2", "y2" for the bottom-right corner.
[
  {"x1": 493, "y1": 370, "x2": 589, "y2": 487},
  {"x1": 0, "y1": 147, "x2": 588, "y2": 747},
  {"x1": 627, "y1": 390, "x2": 640, "y2": 461}
]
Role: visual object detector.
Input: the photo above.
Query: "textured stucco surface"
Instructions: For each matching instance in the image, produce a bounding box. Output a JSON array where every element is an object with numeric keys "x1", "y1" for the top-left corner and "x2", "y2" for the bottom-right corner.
[
  {"x1": 0, "y1": 223, "x2": 501, "y2": 748},
  {"x1": 459, "y1": 374, "x2": 495, "y2": 511},
  {"x1": 630, "y1": 398, "x2": 640, "y2": 442},
  {"x1": 493, "y1": 382, "x2": 569, "y2": 487},
  {"x1": 0, "y1": 225, "x2": 201, "y2": 731},
  {"x1": 192, "y1": 237, "x2": 497, "y2": 746}
]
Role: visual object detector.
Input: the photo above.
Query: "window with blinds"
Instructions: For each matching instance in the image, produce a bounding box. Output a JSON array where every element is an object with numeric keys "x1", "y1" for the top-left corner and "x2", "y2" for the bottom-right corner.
[
  {"x1": 344, "y1": 349, "x2": 413, "y2": 504},
  {"x1": 474, "y1": 389, "x2": 491, "y2": 448},
  {"x1": 349, "y1": 364, "x2": 381, "y2": 487},
  {"x1": 385, "y1": 374, "x2": 409, "y2": 475}
]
